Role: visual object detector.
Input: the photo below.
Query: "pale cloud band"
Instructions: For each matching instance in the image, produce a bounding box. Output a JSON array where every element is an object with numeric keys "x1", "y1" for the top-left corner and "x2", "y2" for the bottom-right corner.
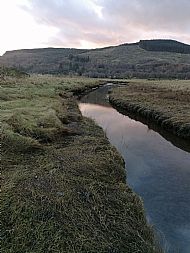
[{"x1": 0, "y1": 0, "x2": 190, "y2": 55}]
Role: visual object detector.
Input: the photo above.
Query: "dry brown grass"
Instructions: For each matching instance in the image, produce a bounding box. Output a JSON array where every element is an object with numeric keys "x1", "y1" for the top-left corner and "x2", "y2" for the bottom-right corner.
[{"x1": 110, "y1": 80, "x2": 190, "y2": 139}]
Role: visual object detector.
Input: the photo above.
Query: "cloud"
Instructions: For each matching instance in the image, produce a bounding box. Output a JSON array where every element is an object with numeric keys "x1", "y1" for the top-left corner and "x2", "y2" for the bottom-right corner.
[
  {"x1": 0, "y1": 0, "x2": 58, "y2": 55},
  {"x1": 99, "y1": 0, "x2": 190, "y2": 32},
  {"x1": 22, "y1": 0, "x2": 190, "y2": 48}
]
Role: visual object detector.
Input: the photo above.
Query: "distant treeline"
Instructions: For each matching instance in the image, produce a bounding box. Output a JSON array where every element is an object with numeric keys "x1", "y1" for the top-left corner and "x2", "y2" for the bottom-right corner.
[
  {"x1": 139, "y1": 39, "x2": 190, "y2": 54},
  {"x1": 58, "y1": 57, "x2": 190, "y2": 79},
  {"x1": 0, "y1": 66, "x2": 29, "y2": 79}
]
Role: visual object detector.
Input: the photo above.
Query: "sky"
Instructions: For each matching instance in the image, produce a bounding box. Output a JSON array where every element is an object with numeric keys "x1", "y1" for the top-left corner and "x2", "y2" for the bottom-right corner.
[{"x1": 0, "y1": 0, "x2": 190, "y2": 55}]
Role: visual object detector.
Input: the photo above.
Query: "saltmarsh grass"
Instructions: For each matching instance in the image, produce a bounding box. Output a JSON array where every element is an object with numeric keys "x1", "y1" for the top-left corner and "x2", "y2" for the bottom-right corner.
[
  {"x1": 1, "y1": 75, "x2": 101, "y2": 150},
  {"x1": 1, "y1": 74, "x2": 163, "y2": 252},
  {"x1": 110, "y1": 79, "x2": 190, "y2": 139}
]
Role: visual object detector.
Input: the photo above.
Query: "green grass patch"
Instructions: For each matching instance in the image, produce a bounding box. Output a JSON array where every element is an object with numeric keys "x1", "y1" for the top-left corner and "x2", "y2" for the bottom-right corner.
[
  {"x1": 1, "y1": 75, "x2": 101, "y2": 149},
  {"x1": 1, "y1": 75, "x2": 161, "y2": 252}
]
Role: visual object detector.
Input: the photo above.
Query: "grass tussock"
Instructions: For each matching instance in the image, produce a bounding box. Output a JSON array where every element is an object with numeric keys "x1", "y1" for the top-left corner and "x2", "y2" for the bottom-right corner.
[
  {"x1": 2, "y1": 119, "x2": 161, "y2": 253},
  {"x1": 109, "y1": 79, "x2": 190, "y2": 139},
  {"x1": 1, "y1": 75, "x2": 161, "y2": 252},
  {"x1": 1, "y1": 75, "x2": 101, "y2": 149}
]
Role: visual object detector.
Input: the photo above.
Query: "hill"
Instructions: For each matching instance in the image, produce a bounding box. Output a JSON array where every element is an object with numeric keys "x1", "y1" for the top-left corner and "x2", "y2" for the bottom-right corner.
[
  {"x1": 0, "y1": 39, "x2": 190, "y2": 79},
  {"x1": 0, "y1": 48, "x2": 88, "y2": 74}
]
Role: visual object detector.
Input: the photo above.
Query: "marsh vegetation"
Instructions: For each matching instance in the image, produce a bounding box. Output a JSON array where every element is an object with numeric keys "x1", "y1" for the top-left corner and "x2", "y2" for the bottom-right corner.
[
  {"x1": 110, "y1": 79, "x2": 190, "y2": 139},
  {"x1": 1, "y1": 75, "x2": 162, "y2": 252}
]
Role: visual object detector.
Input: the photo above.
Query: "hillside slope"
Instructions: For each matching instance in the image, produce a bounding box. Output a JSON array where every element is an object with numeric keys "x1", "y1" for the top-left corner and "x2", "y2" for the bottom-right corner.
[
  {"x1": 1, "y1": 40, "x2": 190, "y2": 78},
  {"x1": 0, "y1": 48, "x2": 88, "y2": 74}
]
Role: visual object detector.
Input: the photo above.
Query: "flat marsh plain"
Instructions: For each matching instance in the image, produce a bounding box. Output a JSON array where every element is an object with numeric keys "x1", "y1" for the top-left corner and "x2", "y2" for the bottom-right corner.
[
  {"x1": 1, "y1": 75, "x2": 161, "y2": 253},
  {"x1": 110, "y1": 79, "x2": 190, "y2": 140}
]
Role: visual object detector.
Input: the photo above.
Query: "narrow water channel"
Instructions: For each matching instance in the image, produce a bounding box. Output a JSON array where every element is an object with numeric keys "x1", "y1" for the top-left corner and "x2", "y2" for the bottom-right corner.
[{"x1": 79, "y1": 84, "x2": 190, "y2": 253}]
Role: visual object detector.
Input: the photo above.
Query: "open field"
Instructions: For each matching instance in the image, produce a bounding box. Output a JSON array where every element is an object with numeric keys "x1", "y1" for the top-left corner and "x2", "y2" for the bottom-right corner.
[
  {"x1": 1, "y1": 75, "x2": 161, "y2": 252},
  {"x1": 109, "y1": 79, "x2": 190, "y2": 140}
]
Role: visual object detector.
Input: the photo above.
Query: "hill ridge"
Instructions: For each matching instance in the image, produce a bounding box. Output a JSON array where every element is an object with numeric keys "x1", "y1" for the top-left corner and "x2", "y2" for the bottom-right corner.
[
  {"x1": 1, "y1": 39, "x2": 190, "y2": 79},
  {"x1": 3, "y1": 39, "x2": 190, "y2": 56}
]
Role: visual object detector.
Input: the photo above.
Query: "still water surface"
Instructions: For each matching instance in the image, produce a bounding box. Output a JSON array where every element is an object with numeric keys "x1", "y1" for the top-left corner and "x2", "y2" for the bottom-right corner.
[{"x1": 79, "y1": 85, "x2": 190, "y2": 253}]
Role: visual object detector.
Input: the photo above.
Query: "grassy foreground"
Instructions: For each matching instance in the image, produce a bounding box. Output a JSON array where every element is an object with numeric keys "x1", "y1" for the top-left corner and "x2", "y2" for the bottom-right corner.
[
  {"x1": 2, "y1": 75, "x2": 161, "y2": 252},
  {"x1": 109, "y1": 79, "x2": 190, "y2": 140}
]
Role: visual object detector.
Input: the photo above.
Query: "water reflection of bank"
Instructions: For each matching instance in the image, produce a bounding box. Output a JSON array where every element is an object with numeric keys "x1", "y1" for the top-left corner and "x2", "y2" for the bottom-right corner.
[
  {"x1": 112, "y1": 105, "x2": 190, "y2": 153},
  {"x1": 79, "y1": 85, "x2": 190, "y2": 253},
  {"x1": 81, "y1": 84, "x2": 190, "y2": 153}
]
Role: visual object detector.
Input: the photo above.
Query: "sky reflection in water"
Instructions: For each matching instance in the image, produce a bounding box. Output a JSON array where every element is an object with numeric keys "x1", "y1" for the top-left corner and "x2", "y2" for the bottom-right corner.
[{"x1": 79, "y1": 86, "x2": 190, "y2": 253}]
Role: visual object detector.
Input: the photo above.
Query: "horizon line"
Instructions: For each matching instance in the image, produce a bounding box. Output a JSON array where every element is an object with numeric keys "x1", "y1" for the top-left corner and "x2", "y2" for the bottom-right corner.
[{"x1": 1, "y1": 38, "x2": 190, "y2": 56}]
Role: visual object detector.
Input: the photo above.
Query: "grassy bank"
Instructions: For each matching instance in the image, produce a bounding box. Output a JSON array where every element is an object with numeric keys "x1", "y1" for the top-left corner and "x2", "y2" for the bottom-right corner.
[
  {"x1": 2, "y1": 75, "x2": 160, "y2": 252},
  {"x1": 109, "y1": 79, "x2": 190, "y2": 140}
]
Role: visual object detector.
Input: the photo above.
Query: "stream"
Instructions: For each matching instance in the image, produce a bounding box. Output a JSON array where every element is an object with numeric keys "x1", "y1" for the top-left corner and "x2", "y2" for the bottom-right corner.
[{"x1": 79, "y1": 84, "x2": 190, "y2": 253}]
